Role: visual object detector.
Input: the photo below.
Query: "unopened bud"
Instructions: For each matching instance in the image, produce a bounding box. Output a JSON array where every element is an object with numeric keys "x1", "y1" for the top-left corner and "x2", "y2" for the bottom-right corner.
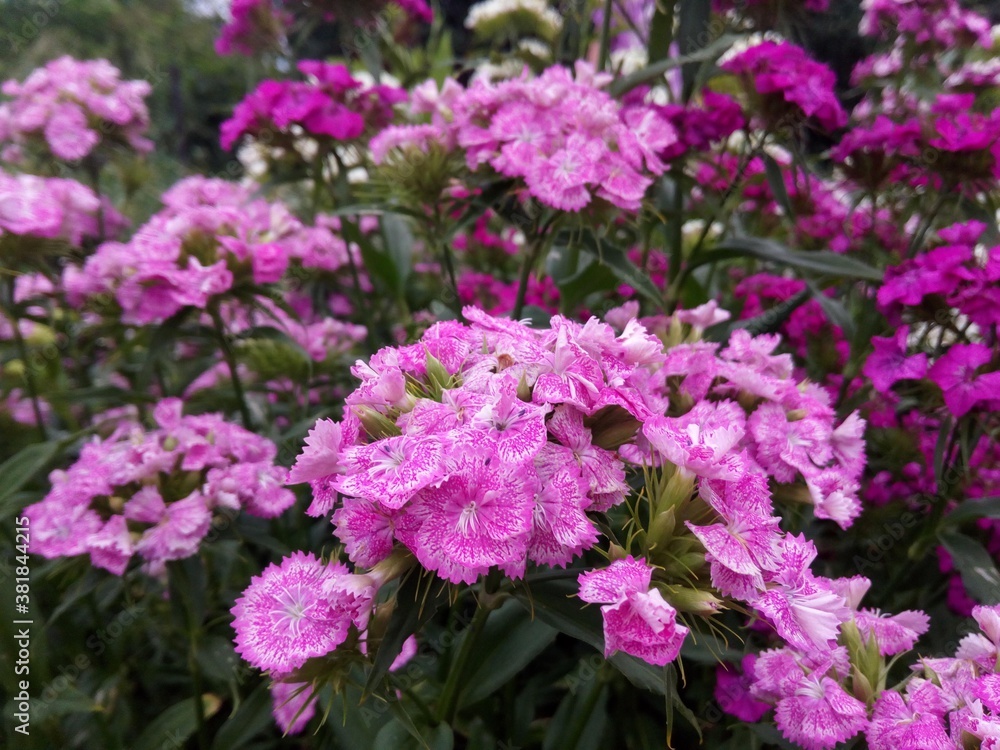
[
  {"x1": 662, "y1": 586, "x2": 724, "y2": 615},
  {"x1": 354, "y1": 406, "x2": 402, "y2": 440}
]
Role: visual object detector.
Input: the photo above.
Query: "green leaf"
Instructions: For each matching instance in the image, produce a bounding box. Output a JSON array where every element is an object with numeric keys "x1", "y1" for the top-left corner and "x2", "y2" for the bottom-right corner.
[
  {"x1": 934, "y1": 416, "x2": 954, "y2": 497},
  {"x1": 687, "y1": 237, "x2": 884, "y2": 282},
  {"x1": 0, "y1": 440, "x2": 62, "y2": 520},
  {"x1": 677, "y1": 0, "x2": 712, "y2": 100},
  {"x1": 555, "y1": 257, "x2": 619, "y2": 313},
  {"x1": 343, "y1": 219, "x2": 404, "y2": 298},
  {"x1": 542, "y1": 680, "x2": 608, "y2": 750},
  {"x1": 381, "y1": 212, "x2": 415, "y2": 288},
  {"x1": 762, "y1": 153, "x2": 794, "y2": 220},
  {"x1": 805, "y1": 281, "x2": 856, "y2": 340},
  {"x1": 939, "y1": 529, "x2": 1000, "y2": 604},
  {"x1": 132, "y1": 696, "x2": 220, "y2": 750},
  {"x1": 647, "y1": 2, "x2": 676, "y2": 64},
  {"x1": 365, "y1": 572, "x2": 449, "y2": 695},
  {"x1": 580, "y1": 235, "x2": 663, "y2": 309},
  {"x1": 459, "y1": 600, "x2": 557, "y2": 706},
  {"x1": 610, "y1": 33, "x2": 741, "y2": 96},
  {"x1": 210, "y1": 681, "x2": 273, "y2": 750},
  {"x1": 513, "y1": 578, "x2": 668, "y2": 695},
  {"x1": 943, "y1": 497, "x2": 1000, "y2": 526}
]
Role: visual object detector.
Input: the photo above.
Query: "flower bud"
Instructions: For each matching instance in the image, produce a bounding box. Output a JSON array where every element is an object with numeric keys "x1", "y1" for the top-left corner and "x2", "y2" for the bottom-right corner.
[
  {"x1": 354, "y1": 406, "x2": 402, "y2": 440},
  {"x1": 661, "y1": 586, "x2": 724, "y2": 615}
]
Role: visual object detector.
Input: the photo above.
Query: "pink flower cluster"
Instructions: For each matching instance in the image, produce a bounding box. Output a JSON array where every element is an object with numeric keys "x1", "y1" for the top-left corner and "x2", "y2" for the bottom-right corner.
[
  {"x1": 0, "y1": 56, "x2": 151, "y2": 163},
  {"x1": 23, "y1": 399, "x2": 294, "y2": 575},
  {"x1": 220, "y1": 61, "x2": 406, "y2": 151},
  {"x1": 290, "y1": 306, "x2": 658, "y2": 583},
  {"x1": 870, "y1": 221, "x2": 1000, "y2": 416},
  {"x1": 719, "y1": 602, "x2": 1000, "y2": 750},
  {"x1": 720, "y1": 39, "x2": 847, "y2": 132},
  {"x1": 372, "y1": 62, "x2": 676, "y2": 211},
  {"x1": 63, "y1": 176, "x2": 351, "y2": 324},
  {"x1": 0, "y1": 169, "x2": 124, "y2": 246},
  {"x1": 642, "y1": 326, "x2": 866, "y2": 528},
  {"x1": 860, "y1": 0, "x2": 991, "y2": 48},
  {"x1": 839, "y1": 97, "x2": 1000, "y2": 192}
]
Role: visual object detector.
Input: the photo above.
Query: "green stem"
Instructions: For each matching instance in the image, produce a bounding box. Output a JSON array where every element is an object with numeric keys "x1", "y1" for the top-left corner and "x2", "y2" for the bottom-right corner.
[
  {"x1": 563, "y1": 665, "x2": 605, "y2": 748},
  {"x1": 598, "y1": 0, "x2": 614, "y2": 72},
  {"x1": 436, "y1": 603, "x2": 493, "y2": 725},
  {"x1": 513, "y1": 237, "x2": 546, "y2": 320},
  {"x1": 189, "y1": 634, "x2": 209, "y2": 750},
  {"x1": 3, "y1": 277, "x2": 47, "y2": 440},
  {"x1": 209, "y1": 307, "x2": 253, "y2": 429}
]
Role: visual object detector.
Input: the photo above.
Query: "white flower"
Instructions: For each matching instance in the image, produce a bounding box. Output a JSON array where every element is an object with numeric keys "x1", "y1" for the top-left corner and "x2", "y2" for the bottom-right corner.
[{"x1": 465, "y1": 0, "x2": 563, "y2": 39}]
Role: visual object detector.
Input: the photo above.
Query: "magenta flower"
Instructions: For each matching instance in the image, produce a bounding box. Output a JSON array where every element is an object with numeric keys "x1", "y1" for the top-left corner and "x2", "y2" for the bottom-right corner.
[
  {"x1": 270, "y1": 681, "x2": 317, "y2": 736},
  {"x1": 866, "y1": 683, "x2": 951, "y2": 750},
  {"x1": 928, "y1": 343, "x2": 1000, "y2": 417},
  {"x1": 715, "y1": 655, "x2": 770, "y2": 722},
  {"x1": 231, "y1": 552, "x2": 360, "y2": 673},
  {"x1": 404, "y1": 451, "x2": 536, "y2": 584},
  {"x1": 338, "y1": 434, "x2": 447, "y2": 510},
  {"x1": 862, "y1": 329, "x2": 929, "y2": 394},
  {"x1": 720, "y1": 40, "x2": 847, "y2": 131},
  {"x1": 774, "y1": 673, "x2": 868, "y2": 750},
  {"x1": 577, "y1": 557, "x2": 689, "y2": 666},
  {"x1": 643, "y1": 400, "x2": 746, "y2": 480},
  {"x1": 0, "y1": 56, "x2": 151, "y2": 161}
]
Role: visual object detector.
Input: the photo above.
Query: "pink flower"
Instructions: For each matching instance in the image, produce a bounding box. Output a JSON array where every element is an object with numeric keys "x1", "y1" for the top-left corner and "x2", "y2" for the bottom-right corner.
[
  {"x1": 231, "y1": 552, "x2": 360, "y2": 673},
  {"x1": 469, "y1": 377, "x2": 549, "y2": 464},
  {"x1": 928, "y1": 343, "x2": 1000, "y2": 417},
  {"x1": 338, "y1": 434, "x2": 447, "y2": 510},
  {"x1": 0, "y1": 56, "x2": 151, "y2": 162},
  {"x1": 774, "y1": 674, "x2": 868, "y2": 750},
  {"x1": 863, "y1": 329, "x2": 929, "y2": 394},
  {"x1": 577, "y1": 556, "x2": 689, "y2": 666},
  {"x1": 643, "y1": 400, "x2": 746, "y2": 480},
  {"x1": 270, "y1": 681, "x2": 317, "y2": 735},
  {"x1": 716, "y1": 655, "x2": 770, "y2": 722},
  {"x1": 866, "y1": 683, "x2": 951, "y2": 750},
  {"x1": 403, "y1": 451, "x2": 536, "y2": 584}
]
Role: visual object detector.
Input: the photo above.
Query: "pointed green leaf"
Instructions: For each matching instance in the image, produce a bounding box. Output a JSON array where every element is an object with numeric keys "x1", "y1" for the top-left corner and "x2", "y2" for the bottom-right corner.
[{"x1": 939, "y1": 529, "x2": 1000, "y2": 604}]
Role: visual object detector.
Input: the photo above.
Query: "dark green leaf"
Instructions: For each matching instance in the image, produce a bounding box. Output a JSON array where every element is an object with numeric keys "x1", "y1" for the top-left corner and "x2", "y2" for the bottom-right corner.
[
  {"x1": 762, "y1": 153, "x2": 794, "y2": 220},
  {"x1": 343, "y1": 219, "x2": 405, "y2": 297},
  {"x1": 610, "y1": 33, "x2": 740, "y2": 96},
  {"x1": 647, "y1": 2, "x2": 676, "y2": 64},
  {"x1": 0, "y1": 440, "x2": 62, "y2": 519},
  {"x1": 943, "y1": 497, "x2": 1000, "y2": 526},
  {"x1": 542, "y1": 680, "x2": 608, "y2": 750},
  {"x1": 211, "y1": 682, "x2": 273, "y2": 750},
  {"x1": 687, "y1": 237, "x2": 884, "y2": 282},
  {"x1": 581, "y1": 235, "x2": 663, "y2": 309},
  {"x1": 554, "y1": 254, "x2": 619, "y2": 313},
  {"x1": 459, "y1": 600, "x2": 557, "y2": 706},
  {"x1": 939, "y1": 529, "x2": 1000, "y2": 604},
  {"x1": 934, "y1": 416, "x2": 954, "y2": 497},
  {"x1": 365, "y1": 572, "x2": 449, "y2": 695},
  {"x1": 513, "y1": 578, "x2": 668, "y2": 695},
  {"x1": 132, "y1": 696, "x2": 219, "y2": 750},
  {"x1": 677, "y1": 0, "x2": 712, "y2": 100},
  {"x1": 805, "y1": 281, "x2": 856, "y2": 340},
  {"x1": 381, "y1": 212, "x2": 415, "y2": 287}
]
